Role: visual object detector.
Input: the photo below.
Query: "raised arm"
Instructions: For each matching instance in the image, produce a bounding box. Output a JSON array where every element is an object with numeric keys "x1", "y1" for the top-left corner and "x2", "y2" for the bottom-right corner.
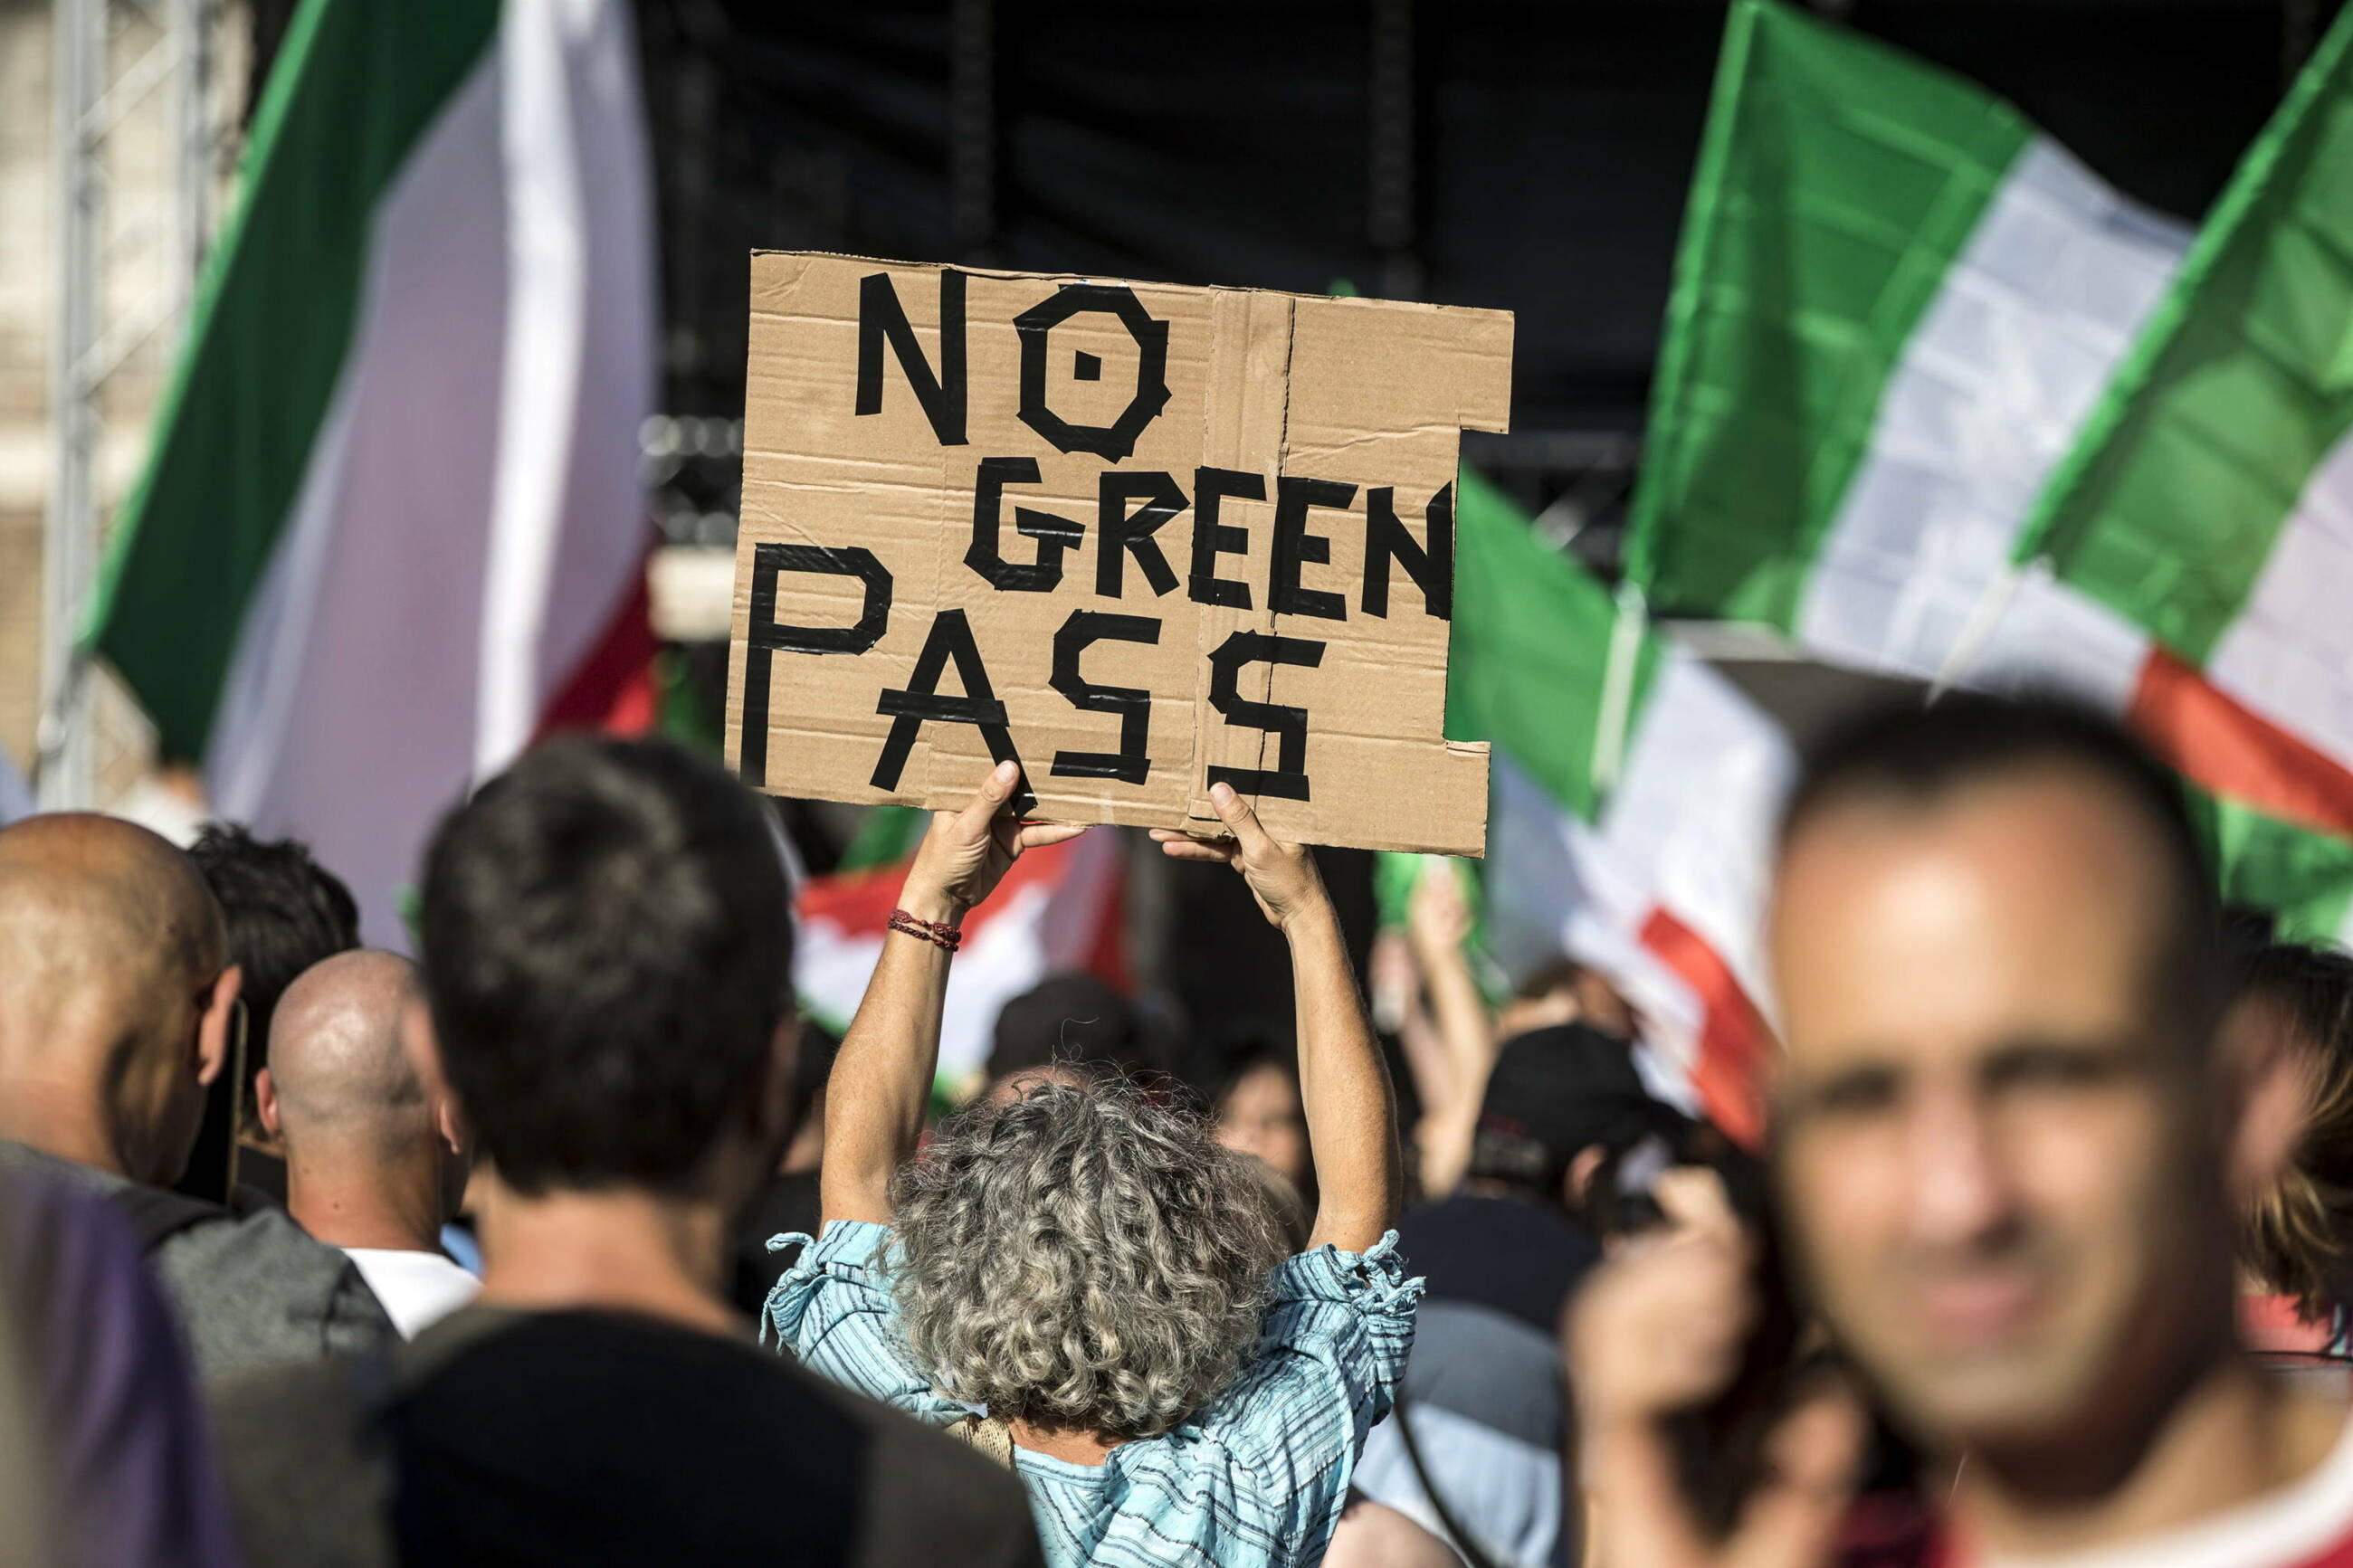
[
  {"x1": 821, "y1": 761, "x2": 1085, "y2": 1225},
  {"x1": 1151, "y1": 783, "x2": 1402, "y2": 1252},
  {"x1": 1405, "y1": 864, "x2": 1500, "y2": 1198}
]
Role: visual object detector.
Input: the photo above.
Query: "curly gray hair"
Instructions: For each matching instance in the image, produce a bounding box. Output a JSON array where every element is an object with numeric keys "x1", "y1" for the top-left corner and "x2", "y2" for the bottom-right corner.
[{"x1": 888, "y1": 1074, "x2": 1292, "y2": 1439}]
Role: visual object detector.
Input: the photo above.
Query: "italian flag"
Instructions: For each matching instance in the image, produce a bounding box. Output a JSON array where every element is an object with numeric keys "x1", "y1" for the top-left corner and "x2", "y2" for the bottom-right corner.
[
  {"x1": 793, "y1": 807, "x2": 1129, "y2": 1082},
  {"x1": 87, "y1": 0, "x2": 657, "y2": 944},
  {"x1": 2014, "y1": 3, "x2": 2353, "y2": 936},
  {"x1": 1453, "y1": 472, "x2": 1791, "y2": 1148},
  {"x1": 1628, "y1": 0, "x2": 2353, "y2": 941}
]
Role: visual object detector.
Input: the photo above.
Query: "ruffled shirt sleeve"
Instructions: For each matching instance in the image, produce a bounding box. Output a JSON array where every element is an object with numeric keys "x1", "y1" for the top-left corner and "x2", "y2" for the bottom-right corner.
[
  {"x1": 1193, "y1": 1231, "x2": 1424, "y2": 1554},
  {"x1": 758, "y1": 1219, "x2": 969, "y2": 1428}
]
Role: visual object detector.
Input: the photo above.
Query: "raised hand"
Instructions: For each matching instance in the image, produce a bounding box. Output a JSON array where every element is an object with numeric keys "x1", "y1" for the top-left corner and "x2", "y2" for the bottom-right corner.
[
  {"x1": 903, "y1": 761, "x2": 1087, "y2": 918},
  {"x1": 1566, "y1": 1170, "x2": 1863, "y2": 1568},
  {"x1": 1149, "y1": 782, "x2": 1329, "y2": 934}
]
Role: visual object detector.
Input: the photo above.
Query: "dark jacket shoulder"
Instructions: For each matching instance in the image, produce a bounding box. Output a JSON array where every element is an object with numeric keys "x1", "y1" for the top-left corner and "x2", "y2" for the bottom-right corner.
[{"x1": 0, "y1": 1141, "x2": 395, "y2": 1379}]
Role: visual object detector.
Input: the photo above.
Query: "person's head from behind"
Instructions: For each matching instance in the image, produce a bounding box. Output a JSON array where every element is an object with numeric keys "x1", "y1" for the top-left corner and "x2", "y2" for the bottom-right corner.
[
  {"x1": 187, "y1": 823, "x2": 359, "y2": 1127},
  {"x1": 985, "y1": 973, "x2": 1148, "y2": 1101},
  {"x1": 257, "y1": 951, "x2": 467, "y2": 1221},
  {"x1": 0, "y1": 815, "x2": 242, "y2": 1186},
  {"x1": 1767, "y1": 695, "x2": 2275, "y2": 1461},
  {"x1": 1466, "y1": 1022, "x2": 1666, "y2": 1216},
  {"x1": 2228, "y1": 940, "x2": 2353, "y2": 1324},
  {"x1": 1498, "y1": 956, "x2": 1638, "y2": 1042},
  {"x1": 1196, "y1": 1028, "x2": 1312, "y2": 1194},
  {"x1": 414, "y1": 737, "x2": 798, "y2": 1208},
  {"x1": 891, "y1": 1069, "x2": 1290, "y2": 1440}
]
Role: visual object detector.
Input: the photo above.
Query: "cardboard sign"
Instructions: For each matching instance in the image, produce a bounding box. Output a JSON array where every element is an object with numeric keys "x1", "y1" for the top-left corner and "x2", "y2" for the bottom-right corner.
[{"x1": 728, "y1": 252, "x2": 1511, "y2": 857}]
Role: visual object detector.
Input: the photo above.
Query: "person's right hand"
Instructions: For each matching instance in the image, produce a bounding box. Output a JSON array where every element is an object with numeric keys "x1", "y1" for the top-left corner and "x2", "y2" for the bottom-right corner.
[
  {"x1": 1149, "y1": 781, "x2": 1329, "y2": 935},
  {"x1": 1565, "y1": 1170, "x2": 1862, "y2": 1568},
  {"x1": 1570, "y1": 1170, "x2": 1758, "y2": 1427},
  {"x1": 901, "y1": 760, "x2": 1086, "y2": 919},
  {"x1": 1406, "y1": 859, "x2": 1475, "y2": 954}
]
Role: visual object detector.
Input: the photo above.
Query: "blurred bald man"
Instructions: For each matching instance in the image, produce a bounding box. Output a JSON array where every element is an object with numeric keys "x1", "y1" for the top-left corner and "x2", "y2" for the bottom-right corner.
[
  {"x1": 0, "y1": 814, "x2": 393, "y2": 1376},
  {"x1": 257, "y1": 952, "x2": 477, "y2": 1337}
]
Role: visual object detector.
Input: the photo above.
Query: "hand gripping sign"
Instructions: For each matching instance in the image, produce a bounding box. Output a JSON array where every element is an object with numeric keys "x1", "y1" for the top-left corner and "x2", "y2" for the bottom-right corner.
[{"x1": 728, "y1": 252, "x2": 1511, "y2": 857}]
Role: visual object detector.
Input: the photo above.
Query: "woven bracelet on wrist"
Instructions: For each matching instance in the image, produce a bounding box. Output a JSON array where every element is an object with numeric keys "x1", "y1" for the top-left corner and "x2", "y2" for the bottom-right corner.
[{"x1": 888, "y1": 908, "x2": 963, "y2": 953}]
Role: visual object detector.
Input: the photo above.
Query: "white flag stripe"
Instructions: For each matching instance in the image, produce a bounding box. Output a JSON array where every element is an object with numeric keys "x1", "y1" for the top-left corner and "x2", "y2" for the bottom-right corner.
[
  {"x1": 1954, "y1": 566, "x2": 2152, "y2": 715},
  {"x1": 1596, "y1": 646, "x2": 1794, "y2": 1017},
  {"x1": 207, "y1": 50, "x2": 512, "y2": 946},
  {"x1": 1796, "y1": 138, "x2": 2189, "y2": 679},
  {"x1": 2206, "y1": 432, "x2": 2353, "y2": 774},
  {"x1": 474, "y1": 0, "x2": 593, "y2": 777},
  {"x1": 476, "y1": 0, "x2": 655, "y2": 774},
  {"x1": 1487, "y1": 756, "x2": 1710, "y2": 1117}
]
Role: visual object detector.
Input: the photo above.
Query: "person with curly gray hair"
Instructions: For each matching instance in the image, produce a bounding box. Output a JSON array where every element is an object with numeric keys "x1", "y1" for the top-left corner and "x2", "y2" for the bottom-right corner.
[{"x1": 765, "y1": 762, "x2": 1421, "y2": 1567}]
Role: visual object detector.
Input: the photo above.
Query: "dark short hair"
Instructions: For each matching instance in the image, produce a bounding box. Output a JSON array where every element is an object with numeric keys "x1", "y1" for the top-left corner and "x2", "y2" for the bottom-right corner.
[
  {"x1": 186, "y1": 823, "x2": 360, "y2": 1106},
  {"x1": 1782, "y1": 694, "x2": 2224, "y2": 1039},
  {"x1": 418, "y1": 737, "x2": 795, "y2": 1196},
  {"x1": 988, "y1": 974, "x2": 1144, "y2": 1083},
  {"x1": 1467, "y1": 1024, "x2": 1664, "y2": 1199}
]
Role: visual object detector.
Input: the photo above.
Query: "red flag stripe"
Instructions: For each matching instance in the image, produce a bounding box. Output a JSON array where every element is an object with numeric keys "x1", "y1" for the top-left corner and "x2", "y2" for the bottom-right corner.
[
  {"x1": 2128, "y1": 645, "x2": 2353, "y2": 841},
  {"x1": 533, "y1": 552, "x2": 659, "y2": 741},
  {"x1": 1639, "y1": 906, "x2": 1773, "y2": 1152}
]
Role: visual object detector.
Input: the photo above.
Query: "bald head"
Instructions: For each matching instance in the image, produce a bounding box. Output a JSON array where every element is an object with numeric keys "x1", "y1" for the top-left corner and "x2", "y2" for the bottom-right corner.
[
  {"x1": 0, "y1": 813, "x2": 227, "y2": 1061},
  {"x1": 266, "y1": 951, "x2": 426, "y2": 1142}
]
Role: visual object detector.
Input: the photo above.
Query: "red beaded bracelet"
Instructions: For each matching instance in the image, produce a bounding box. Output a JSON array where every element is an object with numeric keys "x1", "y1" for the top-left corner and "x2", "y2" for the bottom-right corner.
[{"x1": 887, "y1": 908, "x2": 963, "y2": 953}]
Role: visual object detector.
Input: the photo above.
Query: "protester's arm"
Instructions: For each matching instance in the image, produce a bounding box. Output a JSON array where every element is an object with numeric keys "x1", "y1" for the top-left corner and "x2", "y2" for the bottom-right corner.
[
  {"x1": 1404, "y1": 866, "x2": 1496, "y2": 1199},
  {"x1": 822, "y1": 762, "x2": 1085, "y2": 1225},
  {"x1": 1151, "y1": 783, "x2": 1401, "y2": 1252}
]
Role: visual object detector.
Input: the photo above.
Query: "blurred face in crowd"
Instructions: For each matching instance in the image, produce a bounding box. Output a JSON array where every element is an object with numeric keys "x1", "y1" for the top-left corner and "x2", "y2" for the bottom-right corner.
[
  {"x1": 1217, "y1": 1060, "x2": 1310, "y2": 1192},
  {"x1": 1768, "y1": 769, "x2": 2231, "y2": 1458}
]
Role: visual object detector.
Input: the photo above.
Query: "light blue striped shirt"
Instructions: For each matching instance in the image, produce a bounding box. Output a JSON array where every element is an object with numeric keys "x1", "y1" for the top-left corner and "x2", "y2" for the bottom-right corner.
[{"x1": 763, "y1": 1220, "x2": 1422, "y2": 1568}]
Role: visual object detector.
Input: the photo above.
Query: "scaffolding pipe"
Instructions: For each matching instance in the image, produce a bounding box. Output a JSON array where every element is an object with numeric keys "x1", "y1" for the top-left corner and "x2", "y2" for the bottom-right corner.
[{"x1": 40, "y1": 0, "x2": 102, "y2": 810}]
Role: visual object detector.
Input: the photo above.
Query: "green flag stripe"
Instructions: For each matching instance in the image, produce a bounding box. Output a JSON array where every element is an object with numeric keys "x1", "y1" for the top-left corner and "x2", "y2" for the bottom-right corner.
[
  {"x1": 1447, "y1": 468, "x2": 1657, "y2": 823},
  {"x1": 1625, "y1": 0, "x2": 2032, "y2": 625},
  {"x1": 2198, "y1": 787, "x2": 2353, "y2": 942},
  {"x1": 2019, "y1": 5, "x2": 2353, "y2": 665},
  {"x1": 89, "y1": 0, "x2": 501, "y2": 760}
]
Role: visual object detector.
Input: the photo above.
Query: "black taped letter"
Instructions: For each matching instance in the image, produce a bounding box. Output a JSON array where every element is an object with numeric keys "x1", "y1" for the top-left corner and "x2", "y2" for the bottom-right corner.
[
  {"x1": 967, "y1": 457, "x2": 1083, "y2": 593},
  {"x1": 1097, "y1": 471, "x2": 1185, "y2": 599},
  {"x1": 1205, "y1": 631, "x2": 1325, "y2": 802},
  {"x1": 1361, "y1": 482, "x2": 1453, "y2": 620},
  {"x1": 1188, "y1": 468, "x2": 1263, "y2": 609},
  {"x1": 738, "y1": 543, "x2": 893, "y2": 787},
  {"x1": 1049, "y1": 611, "x2": 1162, "y2": 784},
  {"x1": 1014, "y1": 284, "x2": 1172, "y2": 461},
  {"x1": 856, "y1": 269, "x2": 967, "y2": 446},
  {"x1": 871, "y1": 609, "x2": 1034, "y2": 813},
  {"x1": 1271, "y1": 475, "x2": 1355, "y2": 622}
]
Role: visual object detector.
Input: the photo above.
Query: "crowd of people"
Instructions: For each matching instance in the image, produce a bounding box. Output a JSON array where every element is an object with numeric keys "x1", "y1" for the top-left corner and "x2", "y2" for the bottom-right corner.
[{"x1": 3, "y1": 694, "x2": 2353, "y2": 1566}]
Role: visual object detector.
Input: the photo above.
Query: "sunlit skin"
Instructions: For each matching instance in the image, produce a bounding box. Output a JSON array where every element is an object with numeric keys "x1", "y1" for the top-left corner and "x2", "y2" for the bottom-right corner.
[{"x1": 1769, "y1": 770, "x2": 2236, "y2": 1469}]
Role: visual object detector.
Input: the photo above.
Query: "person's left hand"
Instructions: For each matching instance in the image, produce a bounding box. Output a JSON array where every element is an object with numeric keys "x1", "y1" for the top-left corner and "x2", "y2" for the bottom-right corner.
[
  {"x1": 901, "y1": 761, "x2": 1087, "y2": 918},
  {"x1": 1149, "y1": 782, "x2": 1329, "y2": 935}
]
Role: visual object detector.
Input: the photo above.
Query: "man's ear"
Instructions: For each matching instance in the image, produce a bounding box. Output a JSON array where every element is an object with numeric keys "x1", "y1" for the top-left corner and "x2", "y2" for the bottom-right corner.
[
  {"x1": 195, "y1": 964, "x2": 243, "y2": 1088},
  {"x1": 254, "y1": 1065, "x2": 281, "y2": 1139},
  {"x1": 403, "y1": 1000, "x2": 457, "y2": 1120},
  {"x1": 434, "y1": 1092, "x2": 468, "y2": 1157},
  {"x1": 2224, "y1": 996, "x2": 2317, "y2": 1206}
]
